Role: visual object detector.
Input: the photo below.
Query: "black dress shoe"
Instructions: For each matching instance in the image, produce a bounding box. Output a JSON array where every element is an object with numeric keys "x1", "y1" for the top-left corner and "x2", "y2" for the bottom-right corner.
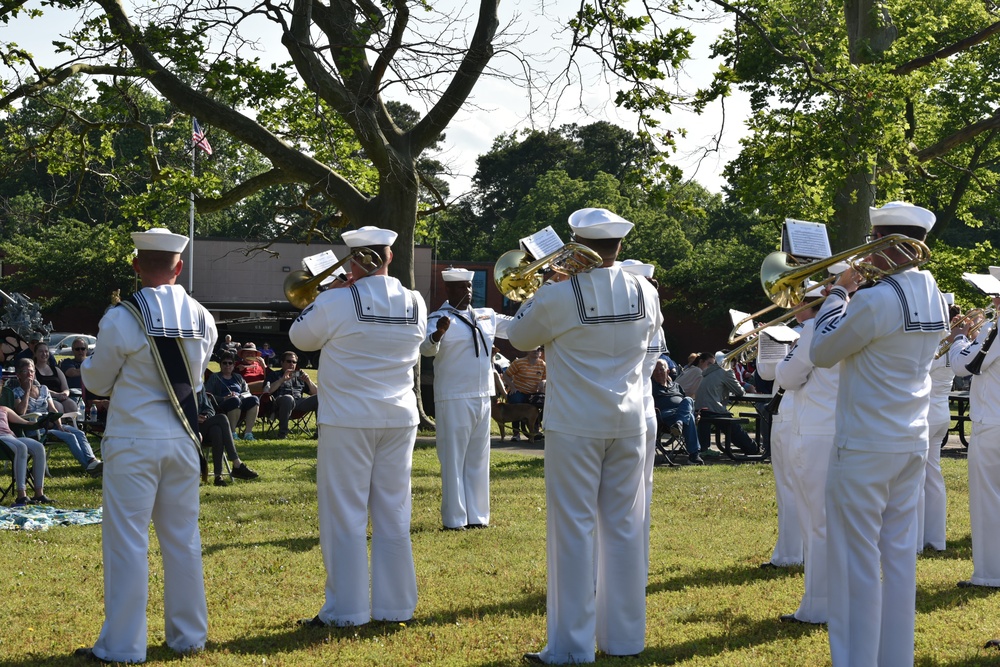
[
  {"x1": 958, "y1": 579, "x2": 978, "y2": 588},
  {"x1": 466, "y1": 523, "x2": 488, "y2": 529},
  {"x1": 74, "y1": 648, "x2": 112, "y2": 664},
  {"x1": 298, "y1": 615, "x2": 328, "y2": 628},
  {"x1": 779, "y1": 613, "x2": 804, "y2": 624},
  {"x1": 443, "y1": 525, "x2": 466, "y2": 531},
  {"x1": 985, "y1": 638, "x2": 1000, "y2": 649},
  {"x1": 759, "y1": 562, "x2": 779, "y2": 570},
  {"x1": 523, "y1": 652, "x2": 545, "y2": 664}
]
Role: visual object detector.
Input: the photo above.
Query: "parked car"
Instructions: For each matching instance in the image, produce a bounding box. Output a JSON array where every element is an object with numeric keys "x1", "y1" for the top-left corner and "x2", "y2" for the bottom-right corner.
[{"x1": 50, "y1": 334, "x2": 97, "y2": 357}]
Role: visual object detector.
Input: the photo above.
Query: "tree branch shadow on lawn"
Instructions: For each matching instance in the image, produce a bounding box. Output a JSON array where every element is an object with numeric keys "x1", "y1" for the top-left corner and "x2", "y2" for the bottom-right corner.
[{"x1": 646, "y1": 562, "x2": 800, "y2": 594}]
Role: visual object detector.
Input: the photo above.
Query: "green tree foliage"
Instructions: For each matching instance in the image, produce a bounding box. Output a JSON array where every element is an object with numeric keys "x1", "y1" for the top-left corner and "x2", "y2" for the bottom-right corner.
[{"x1": 571, "y1": 0, "x2": 1000, "y2": 250}]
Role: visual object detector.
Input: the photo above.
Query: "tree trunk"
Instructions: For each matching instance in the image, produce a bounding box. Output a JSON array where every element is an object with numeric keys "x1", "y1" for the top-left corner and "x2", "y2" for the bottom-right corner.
[
  {"x1": 833, "y1": 0, "x2": 898, "y2": 250},
  {"x1": 370, "y1": 152, "x2": 436, "y2": 431}
]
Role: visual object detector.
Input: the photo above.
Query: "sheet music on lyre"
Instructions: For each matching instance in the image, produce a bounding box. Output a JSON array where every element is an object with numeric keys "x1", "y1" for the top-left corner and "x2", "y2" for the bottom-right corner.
[
  {"x1": 758, "y1": 325, "x2": 800, "y2": 363},
  {"x1": 520, "y1": 226, "x2": 564, "y2": 260},
  {"x1": 782, "y1": 219, "x2": 831, "y2": 261},
  {"x1": 964, "y1": 272, "x2": 1000, "y2": 297},
  {"x1": 302, "y1": 250, "x2": 346, "y2": 286}
]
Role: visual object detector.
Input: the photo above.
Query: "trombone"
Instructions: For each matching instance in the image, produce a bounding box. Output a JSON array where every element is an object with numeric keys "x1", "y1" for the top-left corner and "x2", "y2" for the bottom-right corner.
[
  {"x1": 494, "y1": 242, "x2": 603, "y2": 302},
  {"x1": 935, "y1": 306, "x2": 996, "y2": 359},
  {"x1": 730, "y1": 234, "x2": 931, "y2": 348},
  {"x1": 283, "y1": 247, "x2": 383, "y2": 309}
]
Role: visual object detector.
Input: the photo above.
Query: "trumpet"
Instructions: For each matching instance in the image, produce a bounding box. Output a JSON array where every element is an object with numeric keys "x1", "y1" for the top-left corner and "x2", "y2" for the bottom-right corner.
[
  {"x1": 283, "y1": 247, "x2": 383, "y2": 309},
  {"x1": 494, "y1": 242, "x2": 603, "y2": 302},
  {"x1": 935, "y1": 306, "x2": 997, "y2": 359},
  {"x1": 730, "y1": 234, "x2": 931, "y2": 347}
]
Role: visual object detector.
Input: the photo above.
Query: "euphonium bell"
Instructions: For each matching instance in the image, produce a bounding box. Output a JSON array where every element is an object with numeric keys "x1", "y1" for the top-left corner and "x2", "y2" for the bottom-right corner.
[{"x1": 494, "y1": 242, "x2": 603, "y2": 302}]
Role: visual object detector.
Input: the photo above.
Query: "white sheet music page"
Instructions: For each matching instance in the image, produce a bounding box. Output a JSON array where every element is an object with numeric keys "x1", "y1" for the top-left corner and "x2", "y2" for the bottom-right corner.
[
  {"x1": 729, "y1": 308, "x2": 754, "y2": 338},
  {"x1": 302, "y1": 250, "x2": 347, "y2": 286},
  {"x1": 758, "y1": 325, "x2": 799, "y2": 363},
  {"x1": 963, "y1": 272, "x2": 1000, "y2": 296},
  {"x1": 782, "y1": 219, "x2": 831, "y2": 261},
  {"x1": 520, "y1": 226, "x2": 564, "y2": 260}
]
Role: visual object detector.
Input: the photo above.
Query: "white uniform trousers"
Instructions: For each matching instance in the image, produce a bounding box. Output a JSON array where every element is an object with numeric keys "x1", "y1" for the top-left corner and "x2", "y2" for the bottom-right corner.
[
  {"x1": 434, "y1": 397, "x2": 492, "y2": 529},
  {"x1": 788, "y1": 432, "x2": 834, "y2": 623},
  {"x1": 539, "y1": 431, "x2": 646, "y2": 664},
  {"x1": 317, "y1": 425, "x2": 418, "y2": 626},
  {"x1": 769, "y1": 420, "x2": 803, "y2": 566},
  {"x1": 968, "y1": 422, "x2": 1000, "y2": 585},
  {"x1": 917, "y1": 421, "x2": 948, "y2": 552},
  {"x1": 93, "y1": 436, "x2": 207, "y2": 663},
  {"x1": 826, "y1": 447, "x2": 925, "y2": 667},
  {"x1": 642, "y1": 412, "x2": 657, "y2": 579}
]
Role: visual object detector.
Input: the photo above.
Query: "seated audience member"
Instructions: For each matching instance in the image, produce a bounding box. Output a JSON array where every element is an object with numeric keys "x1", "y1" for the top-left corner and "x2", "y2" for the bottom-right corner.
[
  {"x1": 502, "y1": 346, "x2": 546, "y2": 441},
  {"x1": 259, "y1": 341, "x2": 276, "y2": 367},
  {"x1": 12, "y1": 332, "x2": 42, "y2": 362},
  {"x1": 205, "y1": 352, "x2": 260, "y2": 440},
  {"x1": 198, "y1": 390, "x2": 259, "y2": 487},
  {"x1": 235, "y1": 342, "x2": 268, "y2": 387},
  {"x1": 676, "y1": 351, "x2": 714, "y2": 398},
  {"x1": 4, "y1": 359, "x2": 102, "y2": 476},
  {"x1": 58, "y1": 337, "x2": 90, "y2": 390},
  {"x1": 651, "y1": 359, "x2": 703, "y2": 463},
  {"x1": 264, "y1": 352, "x2": 319, "y2": 439},
  {"x1": 33, "y1": 342, "x2": 76, "y2": 413},
  {"x1": 0, "y1": 405, "x2": 50, "y2": 506},
  {"x1": 695, "y1": 353, "x2": 760, "y2": 455}
]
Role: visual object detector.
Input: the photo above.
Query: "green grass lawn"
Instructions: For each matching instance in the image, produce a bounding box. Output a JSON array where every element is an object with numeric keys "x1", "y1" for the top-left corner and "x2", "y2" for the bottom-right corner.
[{"x1": 1, "y1": 435, "x2": 997, "y2": 666}]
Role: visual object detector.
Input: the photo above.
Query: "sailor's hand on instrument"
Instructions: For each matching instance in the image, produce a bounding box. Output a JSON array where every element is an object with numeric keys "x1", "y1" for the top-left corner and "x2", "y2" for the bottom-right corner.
[{"x1": 834, "y1": 267, "x2": 863, "y2": 295}]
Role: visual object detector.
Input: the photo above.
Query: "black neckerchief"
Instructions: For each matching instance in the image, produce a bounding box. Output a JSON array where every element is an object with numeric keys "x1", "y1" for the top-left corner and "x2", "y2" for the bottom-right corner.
[{"x1": 445, "y1": 303, "x2": 488, "y2": 358}]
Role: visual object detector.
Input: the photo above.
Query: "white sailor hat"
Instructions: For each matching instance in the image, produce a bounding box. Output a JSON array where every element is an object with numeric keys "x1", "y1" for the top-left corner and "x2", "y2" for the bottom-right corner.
[
  {"x1": 341, "y1": 226, "x2": 398, "y2": 248},
  {"x1": 827, "y1": 261, "x2": 850, "y2": 276},
  {"x1": 620, "y1": 259, "x2": 654, "y2": 278},
  {"x1": 869, "y1": 201, "x2": 936, "y2": 231},
  {"x1": 943, "y1": 292, "x2": 955, "y2": 306},
  {"x1": 442, "y1": 268, "x2": 475, "y2": 282},
  {"x1": 989, "y1": 266, "x2": 1000, "y2": 281},
  {"x1": 803, "y1": 279, "x2": 824, "y2": 298},
  {"x1": 568, "y1": 208, "x2": 635, "y2": 239},
  {"x1": 131, "y1": 228, "x2": 189, "y2": 253}
]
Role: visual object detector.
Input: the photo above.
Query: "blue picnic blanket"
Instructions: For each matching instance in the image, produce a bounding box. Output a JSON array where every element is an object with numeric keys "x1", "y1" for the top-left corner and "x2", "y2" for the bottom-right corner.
[{"x1": 0, "y1": 505, "x2": 102, "y2": 531}]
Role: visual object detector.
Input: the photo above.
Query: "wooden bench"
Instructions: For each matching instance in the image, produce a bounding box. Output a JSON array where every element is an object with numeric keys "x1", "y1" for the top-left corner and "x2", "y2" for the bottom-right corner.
[{"x1": 703, "y1": 415, "x2": 752, "y2": 461}]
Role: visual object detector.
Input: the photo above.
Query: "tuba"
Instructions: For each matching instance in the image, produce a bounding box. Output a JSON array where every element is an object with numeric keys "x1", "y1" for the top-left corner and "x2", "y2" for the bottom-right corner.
[
  {"x1": 494, "y1": 243, "x2": 603, "y2": 302},
  {"x1": 283, "y1": 248, "x2": 382, "y2": 309},
  {"x1": 729, "y1": 234, "x2": 931, "y2": 348}
]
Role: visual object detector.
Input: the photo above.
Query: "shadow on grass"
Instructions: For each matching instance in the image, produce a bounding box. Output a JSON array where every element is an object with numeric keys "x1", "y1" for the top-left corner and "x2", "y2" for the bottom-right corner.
[
  {"x1": 647, "y1": 562, "x2": 800, "y2": 594},
  {"x1": 202, "y1": 535, "x2": 318, "y2": 556},
  {"x1": 917, "y1": 534, "x2": 971, "y2": 561},
  {"x1": 472, "y1": 608, "x2": 822, "y2": 667},
  {"x1": 491, "y1": 457, "x2": 544, "y2": 479}
]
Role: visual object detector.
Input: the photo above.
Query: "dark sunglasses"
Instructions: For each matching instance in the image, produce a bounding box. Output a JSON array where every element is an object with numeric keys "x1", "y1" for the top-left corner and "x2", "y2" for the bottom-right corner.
[
  {"x1": 220, "y1": 361, "x2": 235, "y2": 365},
  {"x1": 73, "y1": 347, "x2": 87, "y2": 351}
]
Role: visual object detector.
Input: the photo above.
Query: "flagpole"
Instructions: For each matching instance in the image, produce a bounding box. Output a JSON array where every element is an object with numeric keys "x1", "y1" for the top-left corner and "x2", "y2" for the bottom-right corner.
[{"x1": 189, "y1": 119, "x2": 196, "y2": 295}]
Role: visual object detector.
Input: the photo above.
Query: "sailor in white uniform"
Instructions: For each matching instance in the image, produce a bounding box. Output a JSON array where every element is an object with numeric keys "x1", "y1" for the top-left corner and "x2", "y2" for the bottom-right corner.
[
  {"x1": 810, "y1": 202, "x2": 948, "y2": 667},
  {"x1": 510, "y1": 209, "x2": 661, "y2": 664},
  {"x1": 290, "y1": 226, "x2": 427, "y2": 627},
  {"x1": 949, "y1": 288, "x2": 1000, "y2": 585},
  {"x1": 774, "y1": 282, "x2": 839, "y2": 624},
  {"x1": 918, "y1": 291, "x2": 955, "y2": 553},
  {"x1": 619, "y1": 259, "x2": 667, "y2": 576},
  {"x1": 756, "y1": 329, "x2": 804, "y2": 570},
  {"x1": 78, "y1": 228, "x2": 217, "y2": 664},
  {"x1": 420, "y1": 267, "x2": 510, "y2": 530}
]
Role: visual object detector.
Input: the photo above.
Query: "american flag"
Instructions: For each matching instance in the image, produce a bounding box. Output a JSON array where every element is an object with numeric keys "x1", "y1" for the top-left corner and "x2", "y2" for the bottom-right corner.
[{"x1": 192, "y1": 118, "x2": 213, "y2": 155}]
